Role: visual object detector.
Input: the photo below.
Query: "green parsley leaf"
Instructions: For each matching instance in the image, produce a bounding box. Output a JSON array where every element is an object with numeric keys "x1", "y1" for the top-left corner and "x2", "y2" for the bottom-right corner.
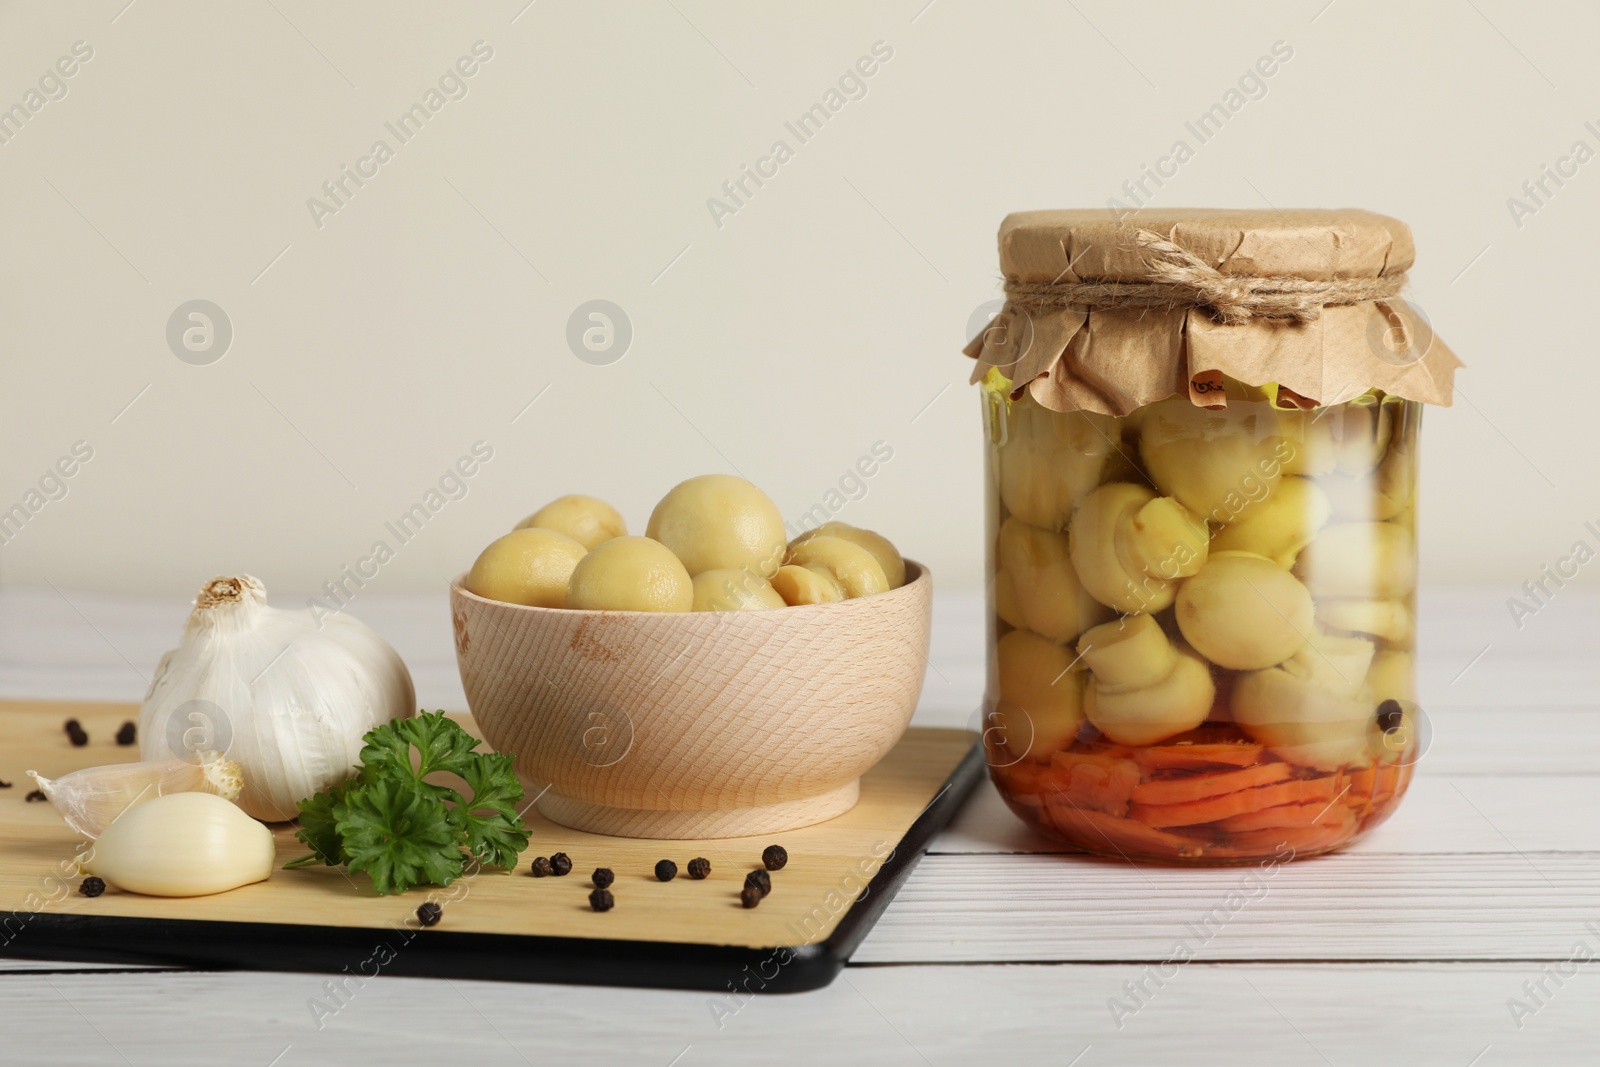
[
  {"x1": 287, "y1": 780, "x2": 349, "y2": 868},
  {"x1": 359, "y1": 711, "x2": 482, "y2": 787},
  {"x1": 336, "y1": 776, "x2": 464, "y2": 896},
  {"x1": 285, "y1": 712, "x2": 530, "y2": 894},
  {"x1": 449, "y1": 751, "x2": 531, "y2": 870}
]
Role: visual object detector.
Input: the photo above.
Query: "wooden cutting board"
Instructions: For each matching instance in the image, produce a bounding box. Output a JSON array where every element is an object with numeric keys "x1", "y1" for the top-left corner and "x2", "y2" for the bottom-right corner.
[{"x1": 0, "y1": 700, "x2": 979, "y2": 992}]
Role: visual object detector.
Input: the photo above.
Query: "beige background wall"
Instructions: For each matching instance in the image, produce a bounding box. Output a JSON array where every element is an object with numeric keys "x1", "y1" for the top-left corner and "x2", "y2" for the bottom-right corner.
[{"x1": 1, "y1": 0, "x2": 1593, "y2": 602}]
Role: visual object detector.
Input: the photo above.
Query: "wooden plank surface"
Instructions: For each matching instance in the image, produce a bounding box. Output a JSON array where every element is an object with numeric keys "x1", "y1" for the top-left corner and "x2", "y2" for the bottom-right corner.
[
  {"x1": 0, "y1": 962, "x2": 1583, "y2": 1066},
  {"x1": 1, "y1": 585, "x2": 1595, "y2": 1064},
  {"x1": 856, "y1": 851, "x2": 1600, "y2": 963},
  {"x1": 0, "y1": 700, "x2": 972, "y2": 954}
]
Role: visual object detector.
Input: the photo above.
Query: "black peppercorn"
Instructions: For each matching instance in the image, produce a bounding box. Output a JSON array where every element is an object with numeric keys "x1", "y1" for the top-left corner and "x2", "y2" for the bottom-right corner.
[
  {"x1": 655, "y1": 859, "x2": 678, "y2": 882},
  {"x1": 592, "y1": 867, "x2": 614, "y2": 889},
  {"x1": 79, "y1": 877, "x2": 106, "y2": 898},
  {"x1": 530, "y1": 856, "x2": 553, "y2": 877},
  {"x1": 25, "y1": 789, "x2": 46, "y2": 802},
  {"x1": 63, "y1": 718, "x2": 82, "y2": 736},
  {"x1": 740, "y1": 885, "x2": 762, "y2": 908},
  {"x1": 761, "y1": 844, "x2": 788, "y2": 871},
  {"x1": 687, "y1": 857, "x2": 711, "y2": 880},
  {"x1": 744, "y1": 869, "x2": 771, "y2": 897},
  {"x1": 549, "y1": 852, "x2": 572, "y2": 877},
  {"x1": 1376, "y1": 699, "x2": 1405, "y2": 733},
  {"x1": 115, "y1": 721, "x2": 137, "y2": 746},
  {"x1": 416, "y1": 901, "x2": 442, "y2": 927},
  {"x1": 590, "y1": 887, "x2": 615, "y2": 912},
  {"x1": 0, "y1": 778, "x2": 12, "y2": 789},
  {"x1": 66, "y1": 723, "x2": 89, "y2": 747}
]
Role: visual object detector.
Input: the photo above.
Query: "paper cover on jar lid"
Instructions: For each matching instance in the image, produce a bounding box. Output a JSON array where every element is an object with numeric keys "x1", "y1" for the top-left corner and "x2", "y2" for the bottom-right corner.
[{"x1": 963, "y1": 208, "x2": 1462, "y2": 415}]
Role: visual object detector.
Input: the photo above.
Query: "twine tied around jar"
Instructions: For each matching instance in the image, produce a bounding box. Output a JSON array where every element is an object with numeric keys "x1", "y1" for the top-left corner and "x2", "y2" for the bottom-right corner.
[{"x1": 1003, "y1": 229, "x2": 1408, "y2": 325}]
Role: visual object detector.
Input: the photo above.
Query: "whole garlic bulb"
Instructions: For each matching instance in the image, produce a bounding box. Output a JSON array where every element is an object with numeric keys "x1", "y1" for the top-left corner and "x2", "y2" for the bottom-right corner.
[{"x1": 140, "y1": 576, "x2": 414, "y2": 822}]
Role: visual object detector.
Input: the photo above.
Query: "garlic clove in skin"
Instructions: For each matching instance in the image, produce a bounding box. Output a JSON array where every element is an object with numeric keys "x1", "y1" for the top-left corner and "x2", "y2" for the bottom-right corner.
[
  {"x1": 139, "y1": 576, "x2": 415, "y2": 823},
  {"x1": 79, "y1": 791, "x2": 275, "y2": 897},
  {"x1": 28, "y1": 754, "x2": 242, "y2": 839}
]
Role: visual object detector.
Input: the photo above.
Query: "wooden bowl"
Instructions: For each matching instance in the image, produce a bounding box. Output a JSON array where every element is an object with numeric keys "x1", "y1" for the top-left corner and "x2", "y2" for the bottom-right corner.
[{"x1": 450, "y1": 562, "x2": 932, "y2": 839}]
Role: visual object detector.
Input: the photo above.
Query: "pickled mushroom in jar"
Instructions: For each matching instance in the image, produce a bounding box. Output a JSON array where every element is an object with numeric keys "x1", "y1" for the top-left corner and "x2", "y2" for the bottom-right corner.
[
  {"x1": 1316, "y1": 598, "x2": 1415, "y2": 648},
  {"x1": 1322, "y1": 432, "x2": 1416, "y2": 522},
  {"x1": 1285, "y1": 628, "x2": 1377, "y2": 698},
  {"x1": 1230, "y1": 664, "x2": 1376, "y2": 772},
  {"x1": 1294, "y1": 521, "x2": 1417, "y2": 600},
  {"x1": 1139, "y1": 395, "x2": 1294, "y2": 525},
  {"x1": 1175, "y1": 551, "x2": 1314, "y2": 671},
  {"x1": 993, "y1": 568, "x2": 1026, "y2": 631},
  {"x1": 997, "y1": 517, "x2": 1109, "y2": 643},
  {"x1": 995, "y1": 629, "x2": 1087, "y2": 761},
  {"x1": 997, "y1": 400, "x2": 1117, "y2": 530},
  {"x1": 1077, "y1": 615, "x2": 1214, "y2": 746},
  {"x1": 1365, "y1": 650, "x2": 1416, "y2": 704},
  {"x1": 1068, "y1": 483, "x2": 1208, "y2": 614},
  {"x1": 1209, "y1": 476, "x2": 1331, "y2": 568}
]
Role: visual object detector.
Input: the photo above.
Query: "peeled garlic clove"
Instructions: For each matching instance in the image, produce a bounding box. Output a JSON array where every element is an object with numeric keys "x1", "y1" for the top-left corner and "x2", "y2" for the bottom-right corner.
[
  {"x1": 1175, "y1": 551, "x2": 1314, "y2": 670},
  {"x1": 79, "y1": 791, "x2": 275, "y2": 897},
  {"x1": 28, "y1": 755, "x2": 243, "y2": 839},
  {"x1": 998, "y1": 517, "x2": 1109, "y2": 643}
]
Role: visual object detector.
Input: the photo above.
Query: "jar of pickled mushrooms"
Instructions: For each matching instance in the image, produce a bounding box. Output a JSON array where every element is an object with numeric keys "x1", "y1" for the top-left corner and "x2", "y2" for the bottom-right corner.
[{"x1": 967, "y1": 209, "x2": 1461, "y2": 863}]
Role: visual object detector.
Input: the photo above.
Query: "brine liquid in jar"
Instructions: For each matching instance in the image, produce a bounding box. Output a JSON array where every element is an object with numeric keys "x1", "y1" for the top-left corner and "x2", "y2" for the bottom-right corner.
[{"x1": 981, "y1": 372, "x2": 1422, "y2": 863}]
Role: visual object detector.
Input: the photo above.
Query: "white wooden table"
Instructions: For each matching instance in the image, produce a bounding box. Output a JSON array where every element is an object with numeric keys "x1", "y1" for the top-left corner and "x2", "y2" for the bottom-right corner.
[{"x1": 2, "y1": 584, "x2": 1595, "y2": 1065}]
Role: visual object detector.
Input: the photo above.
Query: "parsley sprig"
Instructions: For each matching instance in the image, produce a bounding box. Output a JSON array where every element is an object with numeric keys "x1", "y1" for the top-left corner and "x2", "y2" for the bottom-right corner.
[{"x1": 285, "y1": 712, "x2": 531, "y2": 895}]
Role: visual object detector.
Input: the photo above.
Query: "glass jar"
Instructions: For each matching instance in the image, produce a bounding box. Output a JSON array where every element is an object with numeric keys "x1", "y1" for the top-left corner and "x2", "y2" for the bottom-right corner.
[
  {"x1": 982, "y1": 376, "x2": 1422, "y2": 861},
  {"x1": 967, "y1": 208, "x2": 1458, "y2": 863}
]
